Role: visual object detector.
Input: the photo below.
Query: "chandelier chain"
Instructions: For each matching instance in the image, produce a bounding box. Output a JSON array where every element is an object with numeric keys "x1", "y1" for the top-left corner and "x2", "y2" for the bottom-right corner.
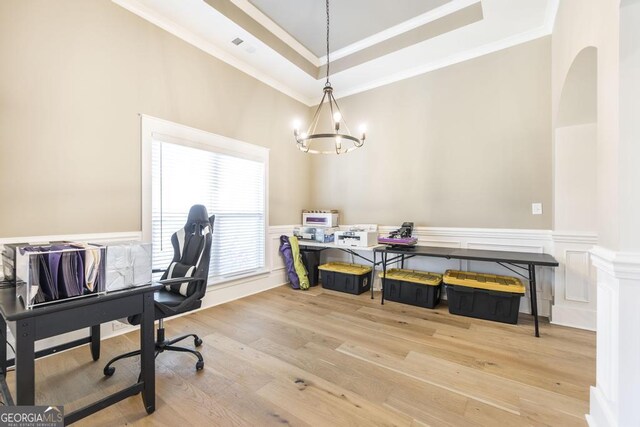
[
  {"x1": 325, "y1": 0, "x2": 330, "y2": 85},
  {"x1": 292, "y1": 0, "x2": 365, "y2": 154}
]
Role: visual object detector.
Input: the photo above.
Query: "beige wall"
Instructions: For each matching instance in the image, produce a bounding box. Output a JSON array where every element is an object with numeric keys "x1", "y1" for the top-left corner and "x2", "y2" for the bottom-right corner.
[
  {"x1": 0, "y1": 0, "x2": 311, "y2": 237},
  {"x1": 309, "y1": 37, "x2": 552, "y2": 229}
]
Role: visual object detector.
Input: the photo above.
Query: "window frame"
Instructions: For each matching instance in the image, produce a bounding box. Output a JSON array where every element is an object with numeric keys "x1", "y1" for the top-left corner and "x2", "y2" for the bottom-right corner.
[{"x1": 141, "y1": 115, "x2": 270, "y2": 285}]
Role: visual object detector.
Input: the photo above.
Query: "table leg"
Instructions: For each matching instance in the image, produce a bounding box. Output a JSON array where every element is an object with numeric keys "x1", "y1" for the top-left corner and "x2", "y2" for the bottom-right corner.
[
  {"x1": 371, "y1": 251, "x2": 376, "y2": 299},
  {"x1": 381, "y1": 251, "x2": 387, "y2": 305},
  {"x1": 140, "y1": 292, "x2": 155, "y2": 414},
  {"x1": 401, "y1": 254, "x2": 405, "y2": 269},
  {"x1": 529, "y1": 265, "x2": 540, "y2": 337},
  {"x1": 90, "y1": 325, "x2": 100, "y2": 361},
  {"x1": 15, "y1": 319, "x2": 35, "y2": 405},
  {"x1": 0, "y1": 316, "x2": 6, "y2": 378}
]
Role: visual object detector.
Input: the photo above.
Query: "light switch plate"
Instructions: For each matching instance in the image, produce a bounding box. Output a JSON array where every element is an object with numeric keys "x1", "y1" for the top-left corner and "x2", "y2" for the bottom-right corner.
[{"x1": 532, "y1": 202, "x2": 543, "y2": 215}]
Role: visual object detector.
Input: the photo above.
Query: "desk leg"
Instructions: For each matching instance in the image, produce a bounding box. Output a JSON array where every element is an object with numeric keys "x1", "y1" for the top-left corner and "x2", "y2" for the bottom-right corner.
[
  {"x1": 140, "y1": 292, "x2": 155, "y2": 414},
  {"x1": 15, "y1": 319, "x2": 35, "y2": 405},
  {"x1": 371, "y1": 251, "x2": 376, "y2": 299},
  {"x1": 0, "y1": 316, "x2": 6, "y2": 378},
  {"x1": 90, "y1": 325, "x2": 100, "y2": 361},
  {"x1": 529, "y1": 265, "x2": 540, "y2": 338},
  {"x1": 401, "y1": 254, "x2": 405, "y2": 269},
  {"x1": 381, "y1": 251, "x2": 387, "y2": 305}
]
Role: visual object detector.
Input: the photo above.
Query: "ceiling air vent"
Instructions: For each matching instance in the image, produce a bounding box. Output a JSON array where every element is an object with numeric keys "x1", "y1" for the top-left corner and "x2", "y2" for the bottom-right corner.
[{"x1": 231, "y1": 37, "x2": 244, "y2": 46}]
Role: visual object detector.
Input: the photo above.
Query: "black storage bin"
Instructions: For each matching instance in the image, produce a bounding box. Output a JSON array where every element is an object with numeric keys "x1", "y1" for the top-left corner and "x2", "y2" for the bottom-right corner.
[
  {"x1": 318, "y1": 262, "x2": 372, "y2": 295},
  {"x1": 301, "y1": 248, "x2": 322, "y2": 287},
  {"x1": 444, "y1": 270, "x2": 525, "y2": 324},
  {"x1": 381, "y1": 269, "x2": 443, "y2": 309}
]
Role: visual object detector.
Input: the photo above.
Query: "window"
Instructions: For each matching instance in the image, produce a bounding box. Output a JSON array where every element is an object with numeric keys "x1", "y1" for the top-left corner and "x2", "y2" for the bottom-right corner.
[{"x1": 142, "y1": 116, "x2": 269, "y2": 284}]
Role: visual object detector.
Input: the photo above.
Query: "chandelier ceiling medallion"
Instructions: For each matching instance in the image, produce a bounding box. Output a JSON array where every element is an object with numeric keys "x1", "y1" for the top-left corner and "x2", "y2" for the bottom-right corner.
[{"x1": 293, "y1": 0, "x2": 366, "y2": 154}]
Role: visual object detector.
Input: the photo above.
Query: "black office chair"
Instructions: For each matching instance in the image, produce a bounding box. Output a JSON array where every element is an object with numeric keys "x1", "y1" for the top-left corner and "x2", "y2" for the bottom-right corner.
[{"x1": 103, "y1": 204, "x2": 214, "y2": 376}]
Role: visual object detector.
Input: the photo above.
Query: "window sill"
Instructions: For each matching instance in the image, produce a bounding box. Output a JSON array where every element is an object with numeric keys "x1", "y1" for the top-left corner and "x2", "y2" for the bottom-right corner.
[{"x1": 205, "y1": 268, "x2": 271, "y2": 290}]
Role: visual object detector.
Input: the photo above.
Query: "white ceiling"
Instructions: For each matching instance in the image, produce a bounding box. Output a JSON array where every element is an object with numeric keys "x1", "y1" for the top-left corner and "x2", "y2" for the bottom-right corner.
[
  {"x1": 247, "y1": 0, "x2": 451, "y2": 57},
  {"x1": 112, "y1": 0, "x2": 558, "y2": 106}
]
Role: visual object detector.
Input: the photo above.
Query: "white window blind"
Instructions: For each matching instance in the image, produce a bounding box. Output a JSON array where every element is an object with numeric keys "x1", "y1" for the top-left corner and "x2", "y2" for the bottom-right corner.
[{"x1": 151, "y1": 139, "x2": 266, "y2": 281}]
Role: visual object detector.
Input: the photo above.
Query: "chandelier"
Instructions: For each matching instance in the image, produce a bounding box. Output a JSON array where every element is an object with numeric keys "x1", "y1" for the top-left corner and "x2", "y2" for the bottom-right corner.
[{"x1": 293, "y1": 0, "x2": 366, "y2": 154}]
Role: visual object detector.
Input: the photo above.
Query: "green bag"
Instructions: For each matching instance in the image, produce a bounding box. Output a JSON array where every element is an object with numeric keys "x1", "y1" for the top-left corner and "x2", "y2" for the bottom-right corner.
[{"x1": 289, "y1": 236, "x2": 310, "y2": 290}]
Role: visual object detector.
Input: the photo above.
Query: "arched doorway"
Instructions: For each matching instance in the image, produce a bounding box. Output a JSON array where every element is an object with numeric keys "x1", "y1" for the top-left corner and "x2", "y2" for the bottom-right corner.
[{"x1": 551, "y1": 46, "x2": 598, "y2": 329}]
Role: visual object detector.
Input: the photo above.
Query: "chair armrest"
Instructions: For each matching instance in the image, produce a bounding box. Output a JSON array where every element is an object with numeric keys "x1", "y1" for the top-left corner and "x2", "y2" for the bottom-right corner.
[
  {"x1": 152, "y1": 269, "x2": 167, "y2": 274},
  {"x1": 156, "y1": 277, "x2": 201, "y2": 286}
]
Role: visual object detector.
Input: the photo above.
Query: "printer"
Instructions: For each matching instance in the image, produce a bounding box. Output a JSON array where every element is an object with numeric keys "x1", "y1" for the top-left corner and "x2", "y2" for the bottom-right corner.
[
  {"x1": 302, "y1": 210, "x2": 339, "y2": 228},
  {"x1": 335, "y1": 225, "x2": 378, "y2": 248},
  {"x1": 293, "y1": 226, "x2": 338, "y2": 243}
]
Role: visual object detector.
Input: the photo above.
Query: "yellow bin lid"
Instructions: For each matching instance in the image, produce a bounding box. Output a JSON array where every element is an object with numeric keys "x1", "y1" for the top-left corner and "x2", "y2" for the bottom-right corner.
[
  {"x1": 318, "y1": 262, "x2": 372, "y2": 275},
  {"x1": 379, "y1": 269, "x2": 442, "y2": 286},
  {"x1": 444, "y1": 270, "x2": 525, "y2": 294}
]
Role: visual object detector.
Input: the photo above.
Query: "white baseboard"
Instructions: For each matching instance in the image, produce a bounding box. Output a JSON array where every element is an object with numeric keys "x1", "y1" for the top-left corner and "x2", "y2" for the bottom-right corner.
[
  {"x1": 588, "y1": 385, "x2": 616, "y2": 427},
  {"x1": 551, "y1": 305, "x2": 596, "y2": 331}
]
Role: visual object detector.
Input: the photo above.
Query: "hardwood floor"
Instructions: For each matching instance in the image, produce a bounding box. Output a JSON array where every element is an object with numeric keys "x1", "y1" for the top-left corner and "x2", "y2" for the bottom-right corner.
[{"x1": 9, "y1": 285, "x2": 596, "y2": 426}]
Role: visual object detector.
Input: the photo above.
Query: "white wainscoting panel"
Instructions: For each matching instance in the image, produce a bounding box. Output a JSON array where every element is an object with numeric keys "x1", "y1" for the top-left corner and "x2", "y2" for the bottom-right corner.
[
  {"x1": 0, "y1": 226, "x2": 292, "y2": 359},
  {"x1": 551, "y1": 232, "x2": 598, "y2": 330},
  {"x1": 565, "y1": 250, "x2": 591, "y2": 302},
  {"x1": 326, "y1": 227, "x2": 557, "y2": 318},
  {"x1": 0, "y1": 225, "x2": 599, "y2": 362}
]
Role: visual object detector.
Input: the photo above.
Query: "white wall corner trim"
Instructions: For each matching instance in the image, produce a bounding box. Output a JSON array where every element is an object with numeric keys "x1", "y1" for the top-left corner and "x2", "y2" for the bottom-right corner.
[
  {"x1": 590, "y1": 245, "x2": 640, "y2": 280},
  {"x1": 543, "y1": 0, "x2": 560, "y2": 34},
  {"x1": 589, "y1": 245, "x2": 640, "y2": 427}
]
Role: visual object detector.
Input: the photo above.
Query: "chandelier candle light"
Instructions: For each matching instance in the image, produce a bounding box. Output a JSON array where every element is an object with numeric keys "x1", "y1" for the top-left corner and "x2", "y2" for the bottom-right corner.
[{"x1": 293, "y1": 0, "x2": 367, "y2": 154}]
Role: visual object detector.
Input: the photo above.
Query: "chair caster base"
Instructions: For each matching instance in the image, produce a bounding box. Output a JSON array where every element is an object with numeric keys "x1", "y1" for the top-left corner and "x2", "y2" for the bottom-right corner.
[
  {"x1": 104, "y1": 366, "x2": 115, "y2": 377},
  {"x1": 194, "y1": 337, "x2": 203, "y2": 347},
  {"x1": 196, "y1": 361, "x2": 204, "y2": 371}
]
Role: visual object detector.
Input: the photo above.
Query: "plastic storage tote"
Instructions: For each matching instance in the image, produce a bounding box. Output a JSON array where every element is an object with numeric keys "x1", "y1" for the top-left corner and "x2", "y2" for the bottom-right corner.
[
  {"x1": 301, "y1": 248, "x2": 322, "y2": 287},
  {"x1": 318, "y1": 262, "x2": 372, "y2": 295},
  {"x1": 443, "y1": 270, "x2": 525, "y2": 324},
  {"x1": 380, "y1": 269, "x2": 443, "y2": 308}
]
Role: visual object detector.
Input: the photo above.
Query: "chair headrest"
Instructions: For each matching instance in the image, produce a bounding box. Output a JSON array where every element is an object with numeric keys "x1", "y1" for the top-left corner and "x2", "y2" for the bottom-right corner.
[{"x1": 185, "y1": 205, "x2": 211, "y2": 235}]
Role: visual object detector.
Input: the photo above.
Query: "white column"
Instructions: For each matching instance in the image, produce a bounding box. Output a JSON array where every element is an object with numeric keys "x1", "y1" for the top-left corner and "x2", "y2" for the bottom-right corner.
[
  {"x1": 588, "y1": 1, "x2": 640, "y2": 425},
  {"x1": 589, "y1": 249, "x2": 640, "y2": 426}
]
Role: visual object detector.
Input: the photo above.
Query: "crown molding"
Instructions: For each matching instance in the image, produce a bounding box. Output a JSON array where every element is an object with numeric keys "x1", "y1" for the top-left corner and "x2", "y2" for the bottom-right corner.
[
  {"x1": 111, "y1": 0, "x2": 314, "y2": 106},
  {"x1": 333, "y1": 26, "x2": 553, "y2": 101},
  {"x1": 229, "y1": 0, "x2": 320, "y2": 66},
  {"x1": 112, "y1": 0, "x2": 558, "y2": 106},
  {"x1": 320, "y1": 0, "x2": 481, "y2": 64}
]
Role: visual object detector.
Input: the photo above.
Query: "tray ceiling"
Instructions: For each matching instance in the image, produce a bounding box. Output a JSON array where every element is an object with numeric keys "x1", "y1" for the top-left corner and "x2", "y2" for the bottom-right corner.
[
  {"x1": 247, "y1": 0, "x2": 451, "y2": 57},
  {"x1": 112, "y1": 0, "x2": 558, "y2": 106}
]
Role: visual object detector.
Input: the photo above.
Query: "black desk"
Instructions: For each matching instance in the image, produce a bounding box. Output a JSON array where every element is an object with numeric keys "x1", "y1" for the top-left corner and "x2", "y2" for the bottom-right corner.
[
  {"x1": 0, "y1": 284, "x2": 160, "y2": 424},
  {"x1": 374, "y1": 246, "x2": 559, "y2": 337}
]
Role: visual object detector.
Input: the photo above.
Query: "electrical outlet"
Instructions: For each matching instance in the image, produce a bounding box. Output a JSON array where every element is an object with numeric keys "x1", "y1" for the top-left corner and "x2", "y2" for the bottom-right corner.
[
  {"x1": 112, "y1": 321, "x2": 129, "y2": 332},
  {"x1": 531, "y1": 203, "x2": 543, "y2": 215}
]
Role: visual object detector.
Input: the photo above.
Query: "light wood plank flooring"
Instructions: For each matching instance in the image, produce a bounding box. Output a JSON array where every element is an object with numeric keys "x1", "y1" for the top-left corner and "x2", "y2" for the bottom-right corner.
[{"x1": 8, "y1": 285, "x2": 596, "y2": 426}]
